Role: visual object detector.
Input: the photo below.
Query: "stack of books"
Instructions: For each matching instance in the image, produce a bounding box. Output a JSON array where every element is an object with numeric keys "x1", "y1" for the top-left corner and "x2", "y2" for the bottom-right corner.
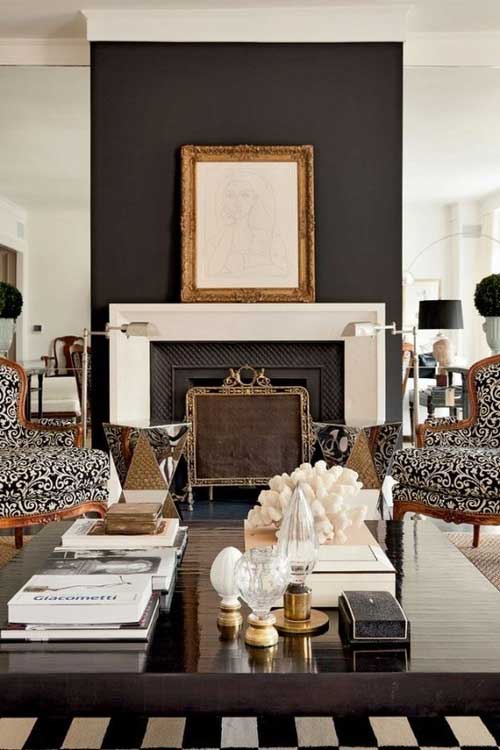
[
  {"x1": 2, "y1": 515, "x2": 188, "y2": 643},
  {"x1": 105, "y1": 502, "x2": 163, "y2": 535},
  {"x1": 4, "y1": 574, "x2": 160, "y2": 642}
]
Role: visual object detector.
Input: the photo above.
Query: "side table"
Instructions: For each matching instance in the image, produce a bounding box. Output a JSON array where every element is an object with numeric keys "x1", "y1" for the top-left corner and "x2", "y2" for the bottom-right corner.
[
  {"x1": 313, "y1": 422, "x2": 402, "y2": 489},
  {"x1": 103, "y1": 421, "x2": 191, "y2": 515},
  {"x1": 19, "y1": 360, "x2": 46, "y2": 419}
]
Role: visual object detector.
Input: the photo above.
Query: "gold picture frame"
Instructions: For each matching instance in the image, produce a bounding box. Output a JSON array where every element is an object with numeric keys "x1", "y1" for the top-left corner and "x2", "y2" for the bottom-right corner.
[
  {"x1": 185, "y1": 367, "x2": 314, "y2": 491},
  {"x1": 181, "y1": 144, "x2": 315, "y2": 302}
]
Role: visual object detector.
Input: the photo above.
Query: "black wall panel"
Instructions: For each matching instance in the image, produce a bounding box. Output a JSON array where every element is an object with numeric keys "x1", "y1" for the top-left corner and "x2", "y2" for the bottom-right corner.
[{"x1": 91, "y1": 42, "x2": 402, "y2": 446}]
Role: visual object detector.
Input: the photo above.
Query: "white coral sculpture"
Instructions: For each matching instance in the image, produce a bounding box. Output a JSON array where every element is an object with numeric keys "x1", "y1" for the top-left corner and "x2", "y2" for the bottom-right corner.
[{"x1": 246, "y1": 461, "x2": 367, "y2": 544}]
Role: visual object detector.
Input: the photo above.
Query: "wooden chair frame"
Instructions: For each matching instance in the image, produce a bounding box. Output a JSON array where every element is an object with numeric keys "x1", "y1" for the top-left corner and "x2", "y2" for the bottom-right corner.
[
  {"x1": 0, "y1": 358, "x2": 106, "y2": 547},
  {"x1": 41, "y1": 335, "x2": 83, "y2": 376},
  {"x1": 394, "y1": 354, "x2": 500, "y2": 547}
]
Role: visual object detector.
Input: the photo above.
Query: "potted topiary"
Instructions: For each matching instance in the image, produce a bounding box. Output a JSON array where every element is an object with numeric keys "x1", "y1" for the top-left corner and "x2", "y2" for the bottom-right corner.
[
  {"x1": 0, "y1": 282, "x2": 23, "y2": 357},
  {"x1": 474, "y1": 273, "x2": 500, "y2": 354}
]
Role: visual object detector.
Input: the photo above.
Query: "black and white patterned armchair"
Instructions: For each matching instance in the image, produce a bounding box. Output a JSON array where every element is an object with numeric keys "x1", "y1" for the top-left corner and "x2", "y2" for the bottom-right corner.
[
  {"x1": 392, "y1": 354, "x2": 500, "y2": 547},
  {"x1": 0, "y1": 359, "x2": 109, "y2": 547}
]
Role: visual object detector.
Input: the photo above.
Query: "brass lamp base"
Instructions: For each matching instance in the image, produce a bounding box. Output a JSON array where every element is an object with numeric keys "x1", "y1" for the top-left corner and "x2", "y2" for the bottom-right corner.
[
  {"x1": 244, "y1": 613, "x2": 279, "y2": 648},
  {"x1": 274, "y1": 608, "x2": 329, "y2": 635},
  {"x1": 274, "y1": 585, "x2": 329, "y2": 636}
]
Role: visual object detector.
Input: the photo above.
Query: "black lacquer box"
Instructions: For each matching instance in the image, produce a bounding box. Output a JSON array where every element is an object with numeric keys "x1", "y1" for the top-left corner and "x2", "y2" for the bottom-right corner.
[{"x1": 338, "y1": 590, "x2": 410, "y2": 646}]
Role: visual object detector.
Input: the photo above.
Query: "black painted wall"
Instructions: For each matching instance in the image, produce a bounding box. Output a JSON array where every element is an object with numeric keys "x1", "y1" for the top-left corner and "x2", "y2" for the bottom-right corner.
[{"x1": 91, "y1": 42, "x2": 402, "y2": 446}]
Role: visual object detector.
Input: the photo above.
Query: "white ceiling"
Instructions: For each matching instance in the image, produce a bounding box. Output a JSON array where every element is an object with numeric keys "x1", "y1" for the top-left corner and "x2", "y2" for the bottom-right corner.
[
  {"x1": 0, "y1": 66, "x2": 89, "y2": 210},
  {"x1": 0, "y1": 0, "x2": 500, "y2": 39},
  {"x1": 404, "y1": 67, "x2": 500, "y2": 204}
]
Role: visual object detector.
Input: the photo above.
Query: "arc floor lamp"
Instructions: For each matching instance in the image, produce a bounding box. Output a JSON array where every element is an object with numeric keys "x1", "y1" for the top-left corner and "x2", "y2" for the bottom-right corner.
[
  {"x1": 82, "y1": 322, "x2": 157, "y2": 448},
  {"x1": 342, "y1": 299, "x2": 463, "y2": 445}
]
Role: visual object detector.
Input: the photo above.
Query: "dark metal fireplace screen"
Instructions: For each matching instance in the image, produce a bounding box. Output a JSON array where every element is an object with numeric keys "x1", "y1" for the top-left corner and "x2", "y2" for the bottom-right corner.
[{"x1": 150, "y1": 341, "x2": 344, "y2": 424}]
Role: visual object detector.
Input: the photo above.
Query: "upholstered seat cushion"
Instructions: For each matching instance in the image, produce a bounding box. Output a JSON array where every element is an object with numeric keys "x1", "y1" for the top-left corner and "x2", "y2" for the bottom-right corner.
[
  {"x1": 393, "y1": 484, "x2": 500, "y2": 515},
  {"x1": 0, "y1": 447, "x2": 109, "y2": 518},
  {"x1": 392, "y1": 446, "x2": 500, "y2": 501}
]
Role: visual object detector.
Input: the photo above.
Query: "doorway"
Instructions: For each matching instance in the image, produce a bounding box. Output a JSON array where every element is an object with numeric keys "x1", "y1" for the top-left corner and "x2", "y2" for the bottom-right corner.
[{"x1": 0, "y1": 244, "x2": 17, "y2": 359}]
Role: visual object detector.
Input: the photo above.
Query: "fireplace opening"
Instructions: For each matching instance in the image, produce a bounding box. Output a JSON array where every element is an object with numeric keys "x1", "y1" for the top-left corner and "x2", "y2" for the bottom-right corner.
[{"x1": 150, "y1": 340, "x2": 344, "y2": 424}]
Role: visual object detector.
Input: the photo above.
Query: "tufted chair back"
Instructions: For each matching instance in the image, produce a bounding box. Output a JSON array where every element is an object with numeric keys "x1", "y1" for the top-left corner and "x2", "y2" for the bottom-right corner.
[
  {"x1": 0, "y1": 359, "x2": 79, "y2": 450},
  {"x1": 0, "y1": 360, "x2": 28, "y2": 449}
]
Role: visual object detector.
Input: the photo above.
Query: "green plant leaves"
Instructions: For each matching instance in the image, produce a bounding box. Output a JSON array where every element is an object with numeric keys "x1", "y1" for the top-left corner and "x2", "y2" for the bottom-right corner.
[{"x1": 0, "y1": 282, "x2": 23, "y2": 319}]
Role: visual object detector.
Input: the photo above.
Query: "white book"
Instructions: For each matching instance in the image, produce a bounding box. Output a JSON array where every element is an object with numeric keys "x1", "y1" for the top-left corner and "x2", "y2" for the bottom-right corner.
[
  {"x1": 44, "y1": 547, "x2": 177, "y2": 592},
  {"x1": 3, "y1": 595, "x2": 159, "y2": 642},
  {"x1": 8, "y1": 574, "x2": 152, "y2": 625},
  {"x1": 61, "y1": 518, "x2": 179, "y2": 549},
  {"x1": 246, "y1": 521, "x2": 396, "y2": 608},
  {"x1": 314, "y1": 544, "x2": 396, "y2": 574}
]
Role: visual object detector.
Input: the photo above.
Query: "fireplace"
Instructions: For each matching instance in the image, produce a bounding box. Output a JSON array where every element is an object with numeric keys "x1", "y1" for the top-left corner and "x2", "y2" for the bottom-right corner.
[
  {"x1": 108, "y1": 303, "x2": 386, "y2": 427},
  {"x1": 150, "y1": 341, "x2": 344, "y2": 423}
]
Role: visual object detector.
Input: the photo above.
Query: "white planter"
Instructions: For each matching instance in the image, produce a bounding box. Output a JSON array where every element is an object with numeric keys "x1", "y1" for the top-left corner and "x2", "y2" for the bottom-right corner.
[
  {"x1": 483, "y1": 317, "x2": 500, "y2": 355},
  {"x1": 0, "y1": 318, "x2": 15, "y2": 357}
]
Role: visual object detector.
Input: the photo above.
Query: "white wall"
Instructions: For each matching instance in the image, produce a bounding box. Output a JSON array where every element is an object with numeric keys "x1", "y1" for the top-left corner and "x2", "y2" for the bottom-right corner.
[
  {"x1": 403, "y1": 202, "x2": 453, "y2": 351},
  {"x1": 27, "y1": 207, "x2": 89, "y2": 359},
  {"x1": 0, "y1": 67, "x2": 90, "y2": 362},
  {"x1": 404, "y1": 197, "x2": 500, "y2": 369}
]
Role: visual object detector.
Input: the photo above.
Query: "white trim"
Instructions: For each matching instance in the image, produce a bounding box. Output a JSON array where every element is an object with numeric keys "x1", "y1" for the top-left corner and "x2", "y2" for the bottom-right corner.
[
  {"x1": 0, "y1": 38, "x2": 89, "y2": 66},
  {"x1": 405, "y1": 32, "x2": 500, "y2": 68},
  {"x1": 82, "y1": 7, "x2": 410, "y2": 43},
  {"x1": 108, "y1": 302, "x2": 386, "y2": 428}
]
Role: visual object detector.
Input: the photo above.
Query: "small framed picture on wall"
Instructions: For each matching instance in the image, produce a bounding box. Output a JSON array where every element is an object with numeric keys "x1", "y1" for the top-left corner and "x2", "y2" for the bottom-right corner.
[
  {"x1": 403, "y1": 277, "x2": 442, "y2": 327},
  {"x1": 180, "y1": 144, "x2": 315, "y2": 302}
]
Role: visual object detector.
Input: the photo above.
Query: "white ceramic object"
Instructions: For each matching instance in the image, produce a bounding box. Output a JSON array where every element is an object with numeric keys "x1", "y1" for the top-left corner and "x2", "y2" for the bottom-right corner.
[
  {"x1": 246, "y1": 461, "x2": 367, "y2": 545},
  {"x1": 0, "y1": 318, "x2": 14, "y2": 356},
  {"x1": 483, "y1": 317, "x2": 500, "y2": 355},
  {"x1": 210, "y1": 546, "x2": 243, "y2": 607}
]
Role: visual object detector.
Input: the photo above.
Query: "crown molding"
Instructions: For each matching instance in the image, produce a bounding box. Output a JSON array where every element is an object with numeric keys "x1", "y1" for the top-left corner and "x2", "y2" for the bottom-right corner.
[
  {"x1": 405, "y1": 32, "x2": 500, "y2": 67},
  {"x1": 0, "y1": 38, "x2": 89, "y2": 66},
  {"x1": 82, "y1": 6, "x2": 410, "y2": 43}
]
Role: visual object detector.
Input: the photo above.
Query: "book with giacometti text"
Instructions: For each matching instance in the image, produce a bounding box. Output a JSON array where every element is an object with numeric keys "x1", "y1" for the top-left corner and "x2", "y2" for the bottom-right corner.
[{"x1": 7, "y1": 574, "x2": 152, "y2": 625}]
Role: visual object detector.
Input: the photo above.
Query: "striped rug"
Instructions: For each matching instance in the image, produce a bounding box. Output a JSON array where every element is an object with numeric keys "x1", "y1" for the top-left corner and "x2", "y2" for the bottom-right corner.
[{"x1": 1, "y1": 714, "x2": 500, "y2": 749}]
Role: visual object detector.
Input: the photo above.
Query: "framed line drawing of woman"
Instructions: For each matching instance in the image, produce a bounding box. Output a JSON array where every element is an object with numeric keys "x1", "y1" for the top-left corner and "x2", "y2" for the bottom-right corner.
[{"x1": 180, "y1": 145, "x2": 315, "y2": 302}]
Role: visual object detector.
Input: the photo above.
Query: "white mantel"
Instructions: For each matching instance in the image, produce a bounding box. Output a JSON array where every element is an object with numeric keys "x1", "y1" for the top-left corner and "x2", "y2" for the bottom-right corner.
[
  {"x1": 109, "y1": 302, "x2": 385, "y2": 427},
  {"x1": 83, "y1": 7, "x2": 409, "y2": 43}
]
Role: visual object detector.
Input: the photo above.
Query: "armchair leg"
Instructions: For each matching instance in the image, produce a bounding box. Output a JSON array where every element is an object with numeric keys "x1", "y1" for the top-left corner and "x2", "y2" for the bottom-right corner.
[
  {"x1": 473, "y1": 525, "x2": 481, "y2": 548},
  {"x1": 14, "y1": 527, "x2": 23, "y2": 549},
  {"x1": 392, "y1": 505, "x2": 405, "y2": 521}
]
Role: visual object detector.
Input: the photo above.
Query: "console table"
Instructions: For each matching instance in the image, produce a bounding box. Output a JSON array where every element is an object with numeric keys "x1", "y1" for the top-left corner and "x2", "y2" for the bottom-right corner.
[{"x1": 1, "y1": 519, "x2": 500, "y2": 716}]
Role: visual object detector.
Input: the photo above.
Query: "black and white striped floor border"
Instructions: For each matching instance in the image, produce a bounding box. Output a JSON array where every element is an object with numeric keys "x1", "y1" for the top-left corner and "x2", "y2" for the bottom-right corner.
[{"x1": 2, "y1": 715, "x2": 500, "y2": 749}]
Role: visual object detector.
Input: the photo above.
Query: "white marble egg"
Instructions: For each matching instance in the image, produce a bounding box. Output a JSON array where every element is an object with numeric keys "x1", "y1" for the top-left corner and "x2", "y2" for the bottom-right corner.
[{"x1": 210, "y1": 546, "x2": 242, "y2": 607}]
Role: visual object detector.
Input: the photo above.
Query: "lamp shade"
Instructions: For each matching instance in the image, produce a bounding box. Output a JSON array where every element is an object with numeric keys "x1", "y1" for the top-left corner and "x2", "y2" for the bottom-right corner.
[
  {"x1": 418, "y1": 300, "x2": 464, "y2": 330},
  {"x1": 122, "y1": 321, "x2": 159, "y2": 338},
  {"x1": 341, "y1": 322, "x2": 376, "y2": 337}
]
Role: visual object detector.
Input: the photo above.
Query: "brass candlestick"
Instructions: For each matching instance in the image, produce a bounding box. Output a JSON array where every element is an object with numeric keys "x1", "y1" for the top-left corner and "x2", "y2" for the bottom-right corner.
[{"x1": 274, "y1": 584, "x2": 329, "y2": 636}]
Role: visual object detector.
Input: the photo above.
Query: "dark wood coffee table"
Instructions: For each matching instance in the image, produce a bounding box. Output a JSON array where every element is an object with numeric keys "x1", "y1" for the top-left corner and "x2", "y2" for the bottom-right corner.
[{"x1": 0, "y1": 519, "x2": 500, "y2": 716}]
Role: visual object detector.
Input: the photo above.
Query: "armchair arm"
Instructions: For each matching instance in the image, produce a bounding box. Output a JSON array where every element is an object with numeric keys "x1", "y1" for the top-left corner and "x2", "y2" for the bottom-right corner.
[
  {"x1": 21, "y1": 420, "x2": 83, "y2": 449},
  {"x1": 40, "y1": 355, "x2": 56, "y2": 371}
]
